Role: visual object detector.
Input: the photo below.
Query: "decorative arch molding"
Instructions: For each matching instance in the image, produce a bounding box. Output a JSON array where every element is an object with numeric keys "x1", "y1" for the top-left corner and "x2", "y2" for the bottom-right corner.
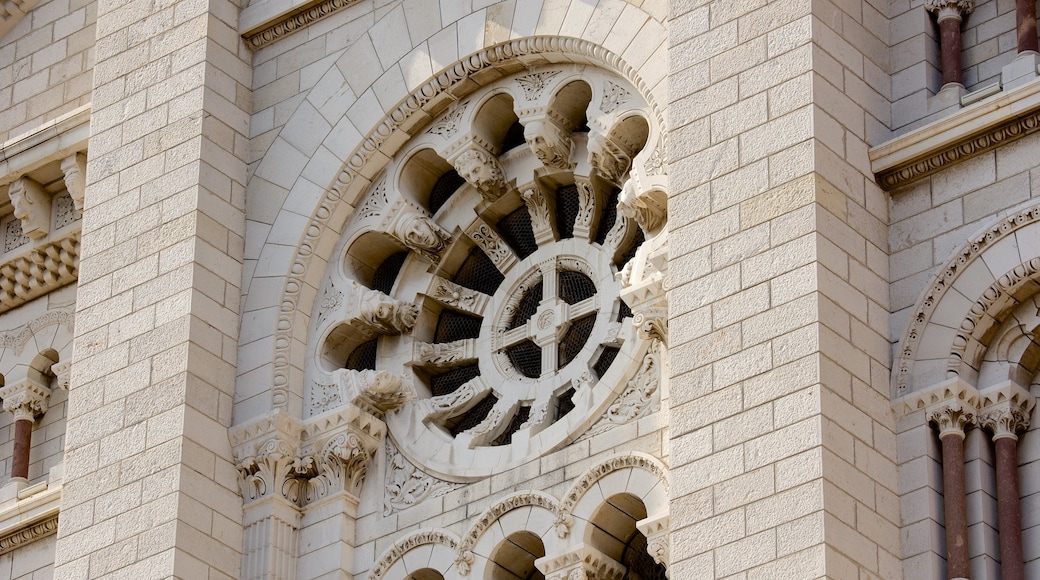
[
  {"x1": 265, "y1": 36, "x2": 666, "y2": 414},
  {"x1": 894, "y1": 202, "x2": 1040, "y2": 396},
  {"x1": 368, "y1": 529, "x2": 461, "y2": 580},
  {"x1": 366, "y1": 452, "x2": 670, "y2": 579},
  {"x1": 0, "y1": 309, "x2": 73, "y2": 357},
  {"x1": 557, "y1": 452, "x2": 669, "y2": 525}
]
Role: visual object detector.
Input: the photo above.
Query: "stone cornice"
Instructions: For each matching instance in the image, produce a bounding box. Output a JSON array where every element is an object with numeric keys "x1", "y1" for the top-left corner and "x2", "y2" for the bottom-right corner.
[
  {"x1": 0, "y1": 232, "x2": 80, "y2": 315},
  {"x1": 0, "y1": 483, "x2": 61, "y2": 556},
  {"x1": 239, "y1": 0, "x2": 363, "y2": 50},
  {"x1": 870, "y1": 76, "x2": 1040, "y2": 190},
  {"x1": 0, "y1": 105, "x2": 90, "y2": 188}
]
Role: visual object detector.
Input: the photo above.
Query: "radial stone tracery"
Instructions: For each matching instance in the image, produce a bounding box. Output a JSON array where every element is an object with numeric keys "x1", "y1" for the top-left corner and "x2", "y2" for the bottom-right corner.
[{"x1": 307, "y1": 64, "x2": 668, "y2": 481}]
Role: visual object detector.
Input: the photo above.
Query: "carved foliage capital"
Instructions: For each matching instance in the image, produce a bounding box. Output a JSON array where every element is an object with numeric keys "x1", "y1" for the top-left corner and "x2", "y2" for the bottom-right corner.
[
  {"x1": 979, "y1": 403, "x2": 1030, "y2": 440},
  {"x1": 927, "y1": 401, "x2": 975, "y2": 438},
  {"x1": 0, "y1": 378, "x2": 50, "y2": 421},
  {"x1": 303, "y1": 425, "x2": 379, "y2": 501},
  {"x1": 925, "y1": 0, "x2": 975, "y2": 20}
]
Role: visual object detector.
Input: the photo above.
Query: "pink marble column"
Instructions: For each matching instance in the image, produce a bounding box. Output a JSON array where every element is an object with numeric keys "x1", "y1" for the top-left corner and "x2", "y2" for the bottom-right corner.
[
  {"x1": 1016, "y1": 0, "x2": 1039, "y2": 54},
  {"x1": 928, "y1": 404, "x2": 973, "y2": 579},
  {"x1": 981, "y1": 405, "x2": 1030, "y2": 580},
  {"x1": 926, "y1": 0, "x2": 977, "y2": 88}
]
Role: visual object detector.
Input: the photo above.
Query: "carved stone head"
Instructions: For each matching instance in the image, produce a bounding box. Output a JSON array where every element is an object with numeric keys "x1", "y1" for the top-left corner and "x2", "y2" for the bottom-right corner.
[
  {"x1": 454, "y1": 148, "x2": 507, "y2": 201},
  {"x1": 398, "y1": 214, "x2": 448, "y2": 253}
]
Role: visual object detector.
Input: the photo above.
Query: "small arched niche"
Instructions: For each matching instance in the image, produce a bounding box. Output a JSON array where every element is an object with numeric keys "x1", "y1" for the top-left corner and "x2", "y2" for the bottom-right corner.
[
  {"x1": 587, "y1": 493, "x2": 667, "y2": 579},
  {"x1": 610, "y1": 115, "x2": 650, "y2": 161},
  {"x1": 399, "y1": 148, "x2": 465, "y2": 215},
  {"x1": 474, "y1": 93, "x2": 525, "y2": 153},
  {"x1": 549, "y1": 80, "x2": 592, "y2": 131},
  {"x1": 343, "y1": 231, "x2": 407, "y2": 289},
  {"x1": 486, "y1": 530, "x2": 545, "y2": 580}
]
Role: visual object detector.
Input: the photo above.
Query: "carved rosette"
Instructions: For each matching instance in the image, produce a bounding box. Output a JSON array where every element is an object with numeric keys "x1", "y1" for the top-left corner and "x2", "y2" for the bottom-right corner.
[
  {"x1": 452, "y1": 145, "x2": 509, "y2": 202},
  {"x1": 0, "y1": 378, "x2": 51, "y2": 422}
]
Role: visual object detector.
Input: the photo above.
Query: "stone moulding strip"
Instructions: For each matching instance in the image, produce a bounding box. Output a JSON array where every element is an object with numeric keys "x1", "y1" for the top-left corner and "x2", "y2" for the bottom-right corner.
[
  {"x1": 0, "y1": 231, "x2": 80, "y2": 315},
  {"x1": 0, "y1": 104, "x2": 90, "y2": 187},
  {"x1": 870, "y1": 77, "x2": 1040, "y2": 190},
  {"x1": 0, "y1": 508, "x2": 58, "y2": 556},
  {"x1": 268, "y1": 36, "x2": 663, "y2": 412},
  {"x1": 240, "y1": 0, "x2": 363, "y2": 50}
]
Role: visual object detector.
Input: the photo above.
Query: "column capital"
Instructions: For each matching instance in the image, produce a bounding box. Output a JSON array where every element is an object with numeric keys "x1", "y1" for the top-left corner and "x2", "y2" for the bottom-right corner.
[
  {"x1": 926, "y1": 0, "x2": 976, "y2": 21},
  {"x1": 979, "y1": 403, "x2": 1030, "y2": 440},
  {"x1": 926, "y1": 399, "x2": 975, "y2": 439},
  {"x1": 0, "y1": 377, "x2": 51, "y2": 422},
  {"x1": 636, "y1": 514, "x2": 670, "y2": 569},
  {"x1": 536, "y1": 544, "x2": 627, "y2": 580}
]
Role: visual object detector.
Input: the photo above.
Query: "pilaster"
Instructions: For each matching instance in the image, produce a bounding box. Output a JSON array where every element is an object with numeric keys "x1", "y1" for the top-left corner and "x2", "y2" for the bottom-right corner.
[{"x1": 52, "y1": 0, "x2": 253, "y2": 572}]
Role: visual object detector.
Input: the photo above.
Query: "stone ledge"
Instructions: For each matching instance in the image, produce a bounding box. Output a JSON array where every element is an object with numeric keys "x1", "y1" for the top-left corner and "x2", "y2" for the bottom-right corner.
[
  {"x1": 870, "y1": 77, "x2": 1040, "y2": 190},
  {"x1": 239, "y1": 0, "x2": 364, "y2": 50},
  {"x1": 0, "y1": 480, "x2": 61, "y2": 556},
  {"x1": 0, "y1": 105, "x2": 90, "y2": 188}
]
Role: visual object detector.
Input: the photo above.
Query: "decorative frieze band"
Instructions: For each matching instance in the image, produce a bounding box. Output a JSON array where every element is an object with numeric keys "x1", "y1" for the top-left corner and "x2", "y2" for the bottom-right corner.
[
  {"x1": 0, "y1": 511, "x2": 58, "y2": 555},
  {"x1": 241, "y1": 0, "x2": 364, "y2": 50}
]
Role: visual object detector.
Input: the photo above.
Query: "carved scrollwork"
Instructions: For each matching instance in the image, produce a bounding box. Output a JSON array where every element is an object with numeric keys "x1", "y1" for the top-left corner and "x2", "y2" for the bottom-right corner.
[
  {"x1": 427, "y1": 101, "x2": 468, "y2": 138},
  {"x1": 427, "y1": 377, "x2": 487, "y2": 417},
  {"x1": 467, "y1": 222, "x2": 515, "y2": 271},
  {"x1": 383, "y1": 438, "x2": 464, "y2": 515},
  {"x1": 236, "y1": 437, "x2": 308, "y2": 504},
  {"x1": 581, "y1": 340, "x2": 661, "y2": 438},
  {"x1": 600, "y1": 80, "x2": 632, "y2": 114},
  {"x1": 415, "y1": 339, "x2": 476, "y2": 366},
  {"x1": 515, "y1": 70, "x2": 562, "y2": 100},
  {"x1": 428, "y1": 278, "x2": 487, "y2": 315},
  {"x1": 0, "y1": 378, "x2": 51, "y2": 422},
  {"x1": 453, "y1": 146, "x2": 509, "y2": 202}
]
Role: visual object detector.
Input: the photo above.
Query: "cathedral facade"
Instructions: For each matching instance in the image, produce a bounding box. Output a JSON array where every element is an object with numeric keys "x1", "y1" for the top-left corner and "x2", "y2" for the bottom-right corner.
[{"x1": 0, "y1": 0, "x2": 1036, "y2": 578}]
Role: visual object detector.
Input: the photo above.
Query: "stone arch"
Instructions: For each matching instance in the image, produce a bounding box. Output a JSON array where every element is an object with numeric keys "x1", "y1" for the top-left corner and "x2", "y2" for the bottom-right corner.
[
  {"x1": 237, "y1": 0, "x2": 667, "y2": 422},
  {"x1": 368, "y1": 529, "x2": 461, "y2": 580},
  {"x1": 0, "y1": 309, "x2": 74, "y2": 387},
  {"x1": 894, "y1": 202, "x2": 1040, "y2": 395},
  {"x1": 557, "y1": 452, "x2": 669, "y2": 542}
]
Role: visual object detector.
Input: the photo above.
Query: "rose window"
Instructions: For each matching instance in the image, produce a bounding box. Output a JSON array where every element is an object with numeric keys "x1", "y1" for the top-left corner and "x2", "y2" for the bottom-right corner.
[{"x1": 307, "y1": 65, "x2": 667, "y2": 480}]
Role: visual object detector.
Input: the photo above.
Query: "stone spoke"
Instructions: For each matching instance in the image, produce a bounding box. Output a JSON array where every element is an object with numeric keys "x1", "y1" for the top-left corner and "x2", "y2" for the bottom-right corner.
[
  {"x1": 569, "y1": 295, "x2": 598, "y2": 319},
  {"x1": 500, "y1": 325, "x2": 529, "y2": 347},
  {"x1": 539, "y1": 259, "x2": 559, "y2": 301},
  {"x1": 540, "y1": 342, "x2": 558, "y2": 376}
]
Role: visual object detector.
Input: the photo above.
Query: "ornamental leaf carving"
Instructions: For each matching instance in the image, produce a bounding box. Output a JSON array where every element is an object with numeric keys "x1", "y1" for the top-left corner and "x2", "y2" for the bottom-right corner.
[
  {"x1": 515, "y1": 71, "x2": 561, "y2": 99},
  {"x1": 383, "y1": 438, "x2": 463, "y2": 515}
]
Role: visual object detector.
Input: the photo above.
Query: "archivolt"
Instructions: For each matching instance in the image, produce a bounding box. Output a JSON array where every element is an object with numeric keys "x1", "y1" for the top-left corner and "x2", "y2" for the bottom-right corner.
[
  {"x1": 271, "y1": 37, "x2": 665, "y2": 411},
  {"x1": 894, "y1": 202, "x2": 1040, "y2": 396}
]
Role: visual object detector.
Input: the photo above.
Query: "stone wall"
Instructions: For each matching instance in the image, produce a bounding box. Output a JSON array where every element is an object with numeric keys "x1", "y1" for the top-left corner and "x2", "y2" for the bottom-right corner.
[{"x1": 0, "y1": 0, "x2": 94, "y2": 142}]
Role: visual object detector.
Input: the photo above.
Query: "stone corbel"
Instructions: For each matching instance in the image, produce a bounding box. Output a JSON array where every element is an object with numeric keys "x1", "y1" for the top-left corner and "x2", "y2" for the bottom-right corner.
[
  {"x1": 636, "y1": 514, "x2": 670, "y2": 570},
  {"x1": 0, "y1": 376, "x2": 50, "y2": 422},
  {"x1": 49, "y1": 360, "x2": 72, "y2": 390},
  {"x1": 381, "y1": 199, "x2": 453, "y2": 263},
  {"x1": 523, "y1": 111, "x2": 574, "y2": 170},
  {"x1": 536, "y1": 544, "x2": 627, "y2": 580},
  {"x1": 332, "y1": 368, "x2": 410, "y2": 418},
  {"x1": 587, "y1": 130, "x2": 631, "y2": 186},
  {"x1": 618, "y1": 175, "x2": 667, "y2": 235},
  {"x1": 8, "y1": 176, "x2": 50, "y2": 240},
  {"x1": 451, "y1": 142, "x2": 510, "y2": 202},
  {"x1": 60, "y1": 153, "x2": 86, "y2": 211},
  {"x1": 322, "y1": 281, "x2": 418, "y2": 338}
]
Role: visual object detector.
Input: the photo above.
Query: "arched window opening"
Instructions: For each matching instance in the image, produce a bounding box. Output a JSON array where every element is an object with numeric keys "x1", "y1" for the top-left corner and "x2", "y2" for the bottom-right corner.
[
  {"x1": 487, "y1": 531, "x2": 545, "y2": 580},
  {"x1": 587, "y1": 493, "x2": 667, "y2": 579}
]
